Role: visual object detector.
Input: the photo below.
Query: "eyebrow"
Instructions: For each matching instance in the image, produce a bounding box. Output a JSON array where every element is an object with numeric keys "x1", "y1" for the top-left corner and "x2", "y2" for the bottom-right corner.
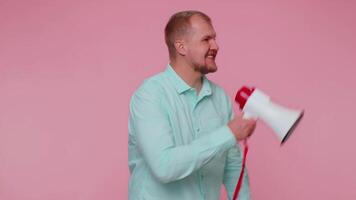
[{"x1": 202, "y1": 33, "x2": 216, "y2": 39}]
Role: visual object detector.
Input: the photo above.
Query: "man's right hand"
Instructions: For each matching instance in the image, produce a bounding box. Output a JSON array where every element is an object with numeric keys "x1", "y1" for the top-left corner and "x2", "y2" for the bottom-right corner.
[{"x1": 228, "y1": 114, "x2": 257, "y2": 141}]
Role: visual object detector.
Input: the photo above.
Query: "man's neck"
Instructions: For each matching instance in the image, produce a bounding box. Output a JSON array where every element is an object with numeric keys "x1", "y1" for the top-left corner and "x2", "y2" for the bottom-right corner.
[{"x1": 170, "y1": 60, "x2": 203, "y2": 94}]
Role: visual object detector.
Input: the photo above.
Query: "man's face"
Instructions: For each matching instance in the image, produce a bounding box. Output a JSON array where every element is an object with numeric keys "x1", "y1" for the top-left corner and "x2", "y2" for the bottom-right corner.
[{"x1": 183, "y1": 15, "x2": 219, "y2": 74}]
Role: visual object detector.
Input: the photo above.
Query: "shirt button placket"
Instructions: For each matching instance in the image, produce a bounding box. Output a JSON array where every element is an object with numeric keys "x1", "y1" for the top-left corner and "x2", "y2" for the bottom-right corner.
[{"x1": 192, "y1": 108, "x2": 200, "y2": 136}]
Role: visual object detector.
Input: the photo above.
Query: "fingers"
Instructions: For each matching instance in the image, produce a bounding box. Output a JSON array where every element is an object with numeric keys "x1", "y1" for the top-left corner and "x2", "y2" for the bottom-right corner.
[
  {"x1": 245, "y1": 119, "x2": 256, "y2": 137},
  {"x1": 228, "y1": 114, "x2": 257, "y2": 140},
  {"x1": 238, "y1": 111, "x2": 258, "y2": 122},
  {"x1": 248, "y1": 123, "x2": 256, "y2": 137}
]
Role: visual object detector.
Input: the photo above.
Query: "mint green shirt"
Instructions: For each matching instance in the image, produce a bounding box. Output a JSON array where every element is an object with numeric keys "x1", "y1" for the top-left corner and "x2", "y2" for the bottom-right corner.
[{"x1": 128, "y1": 65, "x2": 250, "y2": 200}]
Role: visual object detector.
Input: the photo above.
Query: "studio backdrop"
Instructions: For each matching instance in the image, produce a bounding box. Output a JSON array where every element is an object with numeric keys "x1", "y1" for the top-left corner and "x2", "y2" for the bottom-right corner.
[{"x1": 1, "y1": 1, "x2": 355, "y2": 199}]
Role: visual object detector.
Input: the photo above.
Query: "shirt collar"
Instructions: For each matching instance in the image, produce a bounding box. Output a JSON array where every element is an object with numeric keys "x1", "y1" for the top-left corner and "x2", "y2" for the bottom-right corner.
[
  {"x1": 165, "y1": 64, "x2": 212, "y2": 96},
  {"x1": 200, "y1": 75, "x2": 212, "y2": 97}
]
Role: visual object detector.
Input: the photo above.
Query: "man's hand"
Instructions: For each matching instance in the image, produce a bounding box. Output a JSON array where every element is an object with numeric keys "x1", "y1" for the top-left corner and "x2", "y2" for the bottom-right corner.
[{"x1": 228, "y1": 114, "x2": 257, "y2": 141}]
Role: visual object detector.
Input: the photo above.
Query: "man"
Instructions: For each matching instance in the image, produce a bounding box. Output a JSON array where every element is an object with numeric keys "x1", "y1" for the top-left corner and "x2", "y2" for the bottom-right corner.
[{"x1": 128, "y1": 10, "x2": 256, "y2": 200}]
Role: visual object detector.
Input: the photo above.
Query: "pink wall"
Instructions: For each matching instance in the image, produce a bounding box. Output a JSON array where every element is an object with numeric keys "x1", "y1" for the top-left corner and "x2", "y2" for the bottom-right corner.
[{"x1": 1, "y1": 1, "x2": 355, "y2": 199}]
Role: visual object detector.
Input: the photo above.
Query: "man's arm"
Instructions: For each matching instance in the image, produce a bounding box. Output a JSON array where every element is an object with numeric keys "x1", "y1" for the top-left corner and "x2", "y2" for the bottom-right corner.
[{"x1": 130, "y1": 82, "x2": 236, "y2": 183}]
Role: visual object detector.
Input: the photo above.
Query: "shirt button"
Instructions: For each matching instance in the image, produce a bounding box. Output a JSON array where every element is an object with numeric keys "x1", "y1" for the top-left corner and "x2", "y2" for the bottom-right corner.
[{"x1": 196, "y1": 128, "x2": 200, "y2": 132}]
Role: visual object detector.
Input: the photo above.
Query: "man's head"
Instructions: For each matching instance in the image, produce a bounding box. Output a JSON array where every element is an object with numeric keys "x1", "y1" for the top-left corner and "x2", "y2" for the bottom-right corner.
[{"x1": 165, "y1": 10, "x2": 219, "y2": 74}]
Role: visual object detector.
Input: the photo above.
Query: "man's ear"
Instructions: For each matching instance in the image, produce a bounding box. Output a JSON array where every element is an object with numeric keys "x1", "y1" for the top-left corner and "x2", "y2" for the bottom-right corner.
[{"x1": 174, "y1": 39, "x2": 187, "y2": 56}]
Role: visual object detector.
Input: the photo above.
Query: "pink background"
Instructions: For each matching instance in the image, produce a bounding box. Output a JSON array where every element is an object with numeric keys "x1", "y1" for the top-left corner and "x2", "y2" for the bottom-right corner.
[{"x1": 1, "y1": 1, "x2": 355, "y2": 199}]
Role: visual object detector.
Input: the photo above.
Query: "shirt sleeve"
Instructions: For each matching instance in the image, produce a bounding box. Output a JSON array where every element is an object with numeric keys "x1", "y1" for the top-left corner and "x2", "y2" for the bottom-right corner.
[
  {"x1": 129, "y1": 82, "x2": 236, "y2": 184},
  {"x1": 223, "y1": 97, "x2": 251, "y2": 200}
]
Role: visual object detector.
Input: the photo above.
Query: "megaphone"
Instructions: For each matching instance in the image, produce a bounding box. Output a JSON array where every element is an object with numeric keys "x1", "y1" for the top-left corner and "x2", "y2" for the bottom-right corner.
[{"x1": 235, "y1": 86, "x2": 304, "y2": 144}]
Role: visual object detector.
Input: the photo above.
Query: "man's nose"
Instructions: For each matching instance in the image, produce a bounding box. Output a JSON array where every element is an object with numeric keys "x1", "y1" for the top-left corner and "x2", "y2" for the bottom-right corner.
[{"x1": 210, "y1": 39, "x2": 219, "y2": 51}]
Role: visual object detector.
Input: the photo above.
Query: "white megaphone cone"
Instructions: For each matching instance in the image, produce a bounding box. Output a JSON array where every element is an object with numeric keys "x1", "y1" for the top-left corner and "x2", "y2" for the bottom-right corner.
[{"x1": 235, "y1": 86, "x2": 304, "y2": 144}]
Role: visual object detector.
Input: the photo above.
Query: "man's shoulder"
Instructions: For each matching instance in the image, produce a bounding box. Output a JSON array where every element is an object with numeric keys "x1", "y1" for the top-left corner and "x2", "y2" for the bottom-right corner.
[{"x1": 133, "y1": 71, "x2": 168, "y2": 97}]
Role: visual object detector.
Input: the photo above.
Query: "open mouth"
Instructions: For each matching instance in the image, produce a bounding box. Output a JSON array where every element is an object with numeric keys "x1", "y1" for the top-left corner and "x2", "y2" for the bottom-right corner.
[{"x1": 206, "y1": 50, "x2": 217, "y2": 59}]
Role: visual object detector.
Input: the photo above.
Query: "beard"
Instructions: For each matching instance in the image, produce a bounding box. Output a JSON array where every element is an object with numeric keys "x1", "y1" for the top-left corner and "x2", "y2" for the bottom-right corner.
[
  {"x1": 190, "y1": 49, "x2": 218, "y2": 74},
  {"x1": 194, "y1": 63, "x2": 217, "y2": 74},
  {"x1": 193, "y1": 55, "x2": 218, "y2": 74}
]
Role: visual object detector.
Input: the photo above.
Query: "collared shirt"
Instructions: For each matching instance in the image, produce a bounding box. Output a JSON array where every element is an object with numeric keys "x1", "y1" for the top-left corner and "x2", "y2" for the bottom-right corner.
[{"x1": 128, "y1": 64, "x2": 250, "y2": 200}]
